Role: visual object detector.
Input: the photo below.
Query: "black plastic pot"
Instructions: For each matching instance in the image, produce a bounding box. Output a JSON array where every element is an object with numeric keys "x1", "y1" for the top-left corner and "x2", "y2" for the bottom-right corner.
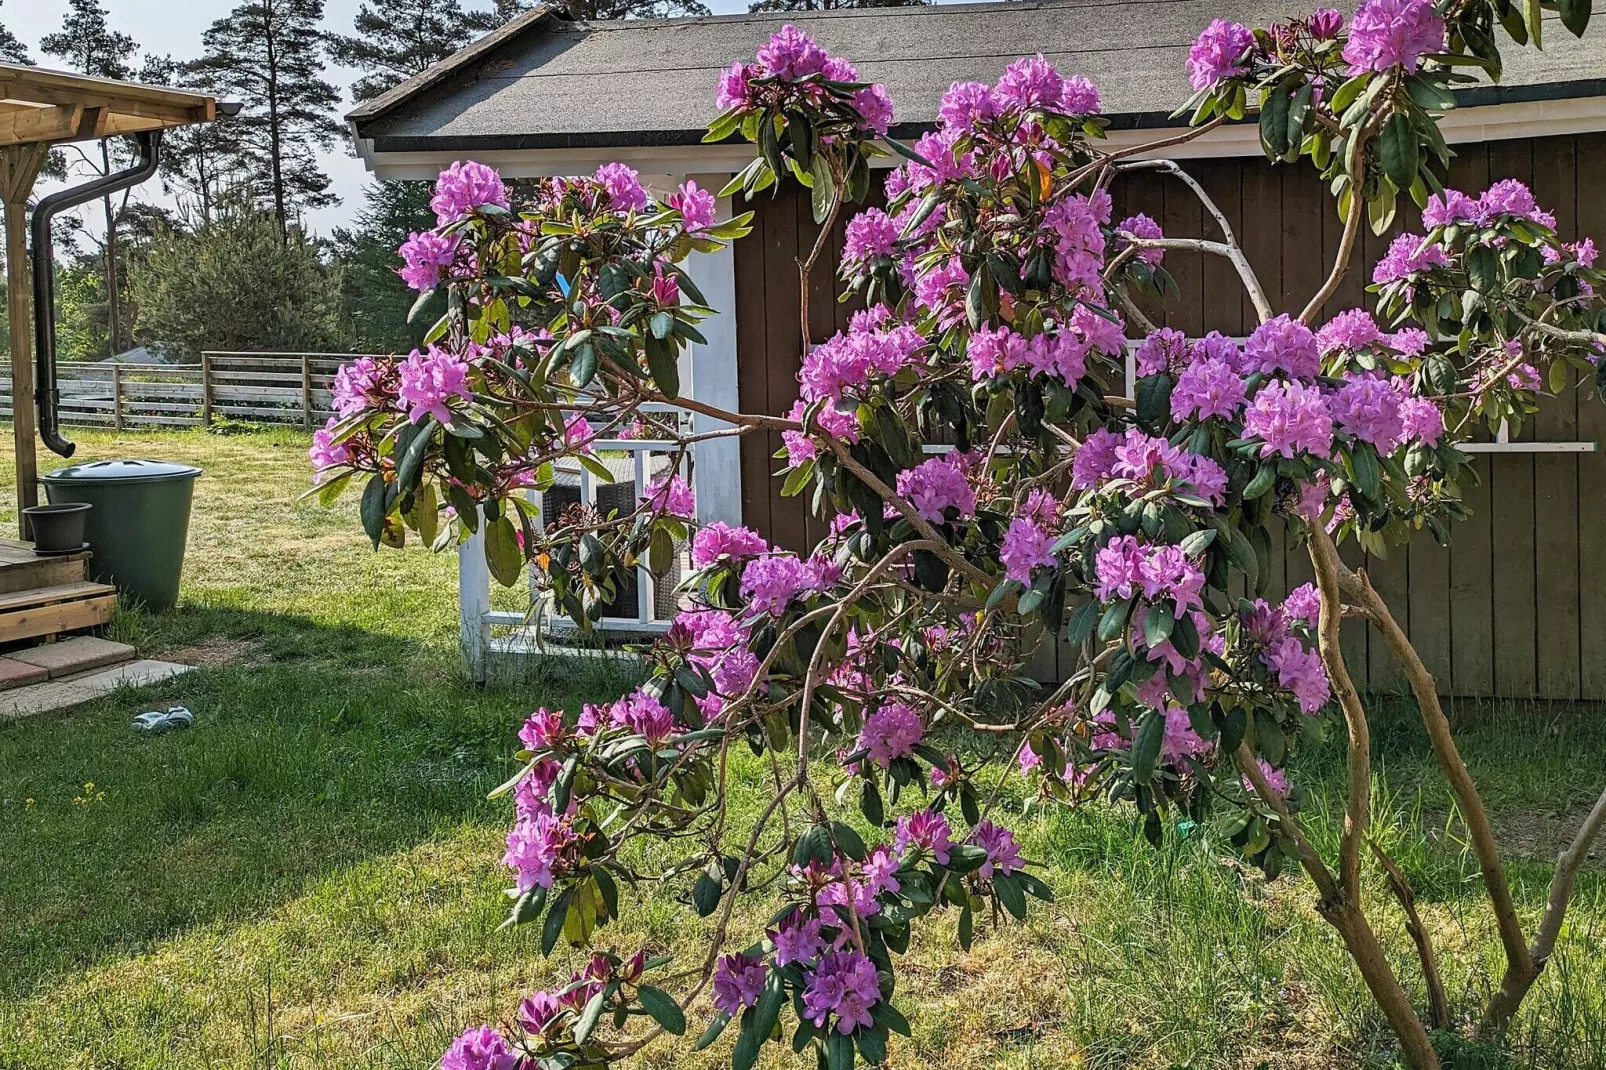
[{"x1": 24, "y1": 502, "x2": 91, "y2": 554}]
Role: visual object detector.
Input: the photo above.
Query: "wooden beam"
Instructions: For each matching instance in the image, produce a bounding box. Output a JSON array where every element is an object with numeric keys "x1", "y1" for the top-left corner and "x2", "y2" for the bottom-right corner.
[
  {"x1": 0, "y1": 142, "x2": 45, "y2": 537},
  {"x1": 0, "y1": 104, "x2": 84, "y2": 147}
]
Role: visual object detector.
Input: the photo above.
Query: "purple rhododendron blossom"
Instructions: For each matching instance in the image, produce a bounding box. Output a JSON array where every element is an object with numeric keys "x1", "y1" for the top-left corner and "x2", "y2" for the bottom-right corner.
[
  {"x1": 1330, "y1": 375, "x2": 1405, "y2": 448},
  {"x1": 669, "y1": 179, "x2": 718, "y2": 231},
  {"x1": 1284, "y1": 582, "x2": 1321, "y2": 624},
  {"x1": 1264, "y1": 636, "x2": 1332, "y2": 713},
  {"x1": 691, "y1": 522, "x2": 769, "y2": 568},
  {"x1": 1398, "y1": 394, "x2": 1445, "y2": 446},
  {"x1": 716, "y1": 61, "x2": 753, "y2": 109},
  {"x1": 519, "y1": 991, "x2": 565, "y2": 1037},
  {"x1": 857, "y1": 702, "x2": 924, "y2": 767},
  {"x1": 994, "y1": 53, "x2": 1064, "y2": 110},
  {"x1": 741, "y1": 554, "x2": 825, "y2": 614},
  {"x1": 308, "y1": 422, "x2": 350, "y2": 478},
  {"x1": 895, "y1": 809, "x2": 953, "y2": 863},
  {"x1": 593, "y1": 162, "x2": 648, "y2": 212},
  {"x1": 612, "y1": 689, "x2": 676, "y2": 744},
  {"x1": 756, "y1": 24, "x2": 828, "y2": 79},
  {"x1": 1316, "y1": 308, "x2": 1385, "y2": 354},
  {"x1": 843, "y1": 208, "x2": 899, "y2": 265},
  {"x1": 519, "y1": 707, "x2": 565, "y2": 752},
  {"x1": 1171, "y1": 356, "x2": 1247, "y2": 421},
  {"x1": 712, "y1": 953, "x2": 768, "y2": 1016},
  {"x1": 1479, "y1": 178, "x2": 1557, "y2": 228},
  {"x1": 1243, "y1": 759, "x2": 1291, "y2": 798},
  {"x1": 440, "y1": 1025, "x2": 518, "y2": 1070},
  {"x1": 1244, "y1": 314, "x2": 1322, "y2": 380},
  {"x1": 970, "y1": 819, "x2": 1025, "y2": 877},
  {"x1": 939, "y1": 80, "x2": 998, "y2": 128},
  {"x1": 1187, "y1": 19, "x2": 1256, "y2": 90},
  {"x1": 802, "y1": 950, "x2": 881, "y2": 1033},
  {"x1": 771, "y1": 912, "x2": 826, "y2": 966},
  {"x1": 645, "y1": 473, "x2": 696, "y2": 518},
  {"x1": 1000, "y1": 516, "x2": 1057, "y2": 584},
  {"x1": 895, "y1": 453, "x2": 976, "y2": 521},
  {"x1": 397, "y1": 230, "x2": 458, "y2": 291},
  {"x1": 1060, "y1": 74, "x2": 1101, "y2": 114},
  {"x1": 504, "y1": 810, "x2": 573, "y2": 892},
  {"x1": 853, "y1": 84, "x2": 896, "y2": 134},
  {"x1": 430, "y1": 160, "x2": 508, "y2": 225},
  {"x1": 397, "y1": 347, "x2": 472, "y2": 424},
  {"x1": 1423, "y1": 188, "x2": 1481, "y2": 228},
  {"x1": 1115, "y1": 213, "x2": 1165, "y2": 266},
  {"x1": 1342, "y1": 0, "x2": 1444, "y2": 74},
  {"x1": 1135, "y1": 327, "x2": 1189, "y2": 377},
  {"x1": 1373, "y1": 232, "x2": 1451, "y2": 285},
  {"x1": 1244, "y1": 379, "x2": 1334, "y2": 459},
  {"x1": 1308, "y1": 7, "x2": 1344, "y2": 38}
]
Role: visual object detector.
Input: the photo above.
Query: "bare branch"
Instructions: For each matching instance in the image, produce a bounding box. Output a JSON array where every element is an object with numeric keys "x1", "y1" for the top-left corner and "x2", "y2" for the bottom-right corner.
[{"x1": 1370, "y1": 837, "x2": 1450, "y2": 1029}]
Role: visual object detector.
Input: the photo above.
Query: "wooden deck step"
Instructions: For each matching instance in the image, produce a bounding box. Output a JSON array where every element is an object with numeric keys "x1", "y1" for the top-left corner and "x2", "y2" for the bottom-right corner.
[
  {"x1": 0, "y1": 581, "x2": 117, "y2": 645},
  {"x1": 0, "y1": 538, "x2": 90, "y2": 596}
]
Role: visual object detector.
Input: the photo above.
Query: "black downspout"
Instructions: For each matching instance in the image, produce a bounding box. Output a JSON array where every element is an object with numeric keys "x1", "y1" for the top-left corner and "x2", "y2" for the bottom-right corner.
[{"x1": 30, "y1": 129, "x2": 162, "y2": 459}]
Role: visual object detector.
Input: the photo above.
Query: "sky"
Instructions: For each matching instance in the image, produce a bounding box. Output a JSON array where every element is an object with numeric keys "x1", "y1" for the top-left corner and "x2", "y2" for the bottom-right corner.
[{"x1": 5, "y1": 0, "x2": 750, "y2": 240}]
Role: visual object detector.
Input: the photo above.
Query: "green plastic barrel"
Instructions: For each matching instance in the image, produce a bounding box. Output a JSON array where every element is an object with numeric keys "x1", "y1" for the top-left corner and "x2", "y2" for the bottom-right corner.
[{"x1": 41, "y1": 459, "x2": 203, "y2": 611}]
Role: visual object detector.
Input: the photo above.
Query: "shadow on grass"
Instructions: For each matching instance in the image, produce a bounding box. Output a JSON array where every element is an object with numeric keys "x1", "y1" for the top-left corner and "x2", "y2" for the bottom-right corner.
[{"x1": 0, "y1": 608, "x2": 634, "y2": 1003}]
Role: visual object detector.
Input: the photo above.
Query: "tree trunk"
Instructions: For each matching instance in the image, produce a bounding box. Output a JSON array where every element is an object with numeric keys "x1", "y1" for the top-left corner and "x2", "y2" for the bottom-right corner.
[{"x1": 264, "y1": 0, "x2": 286, "y2": 238}]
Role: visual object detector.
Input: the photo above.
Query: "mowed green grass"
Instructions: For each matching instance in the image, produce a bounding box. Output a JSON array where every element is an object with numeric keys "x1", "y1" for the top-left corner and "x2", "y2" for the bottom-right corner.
[{"x1": 0, "y1": 427, "x2": 1603, "y2": 1070}]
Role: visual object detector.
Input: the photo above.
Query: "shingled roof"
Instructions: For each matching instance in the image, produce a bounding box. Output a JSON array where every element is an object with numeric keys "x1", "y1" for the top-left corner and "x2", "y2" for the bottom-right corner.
[{"x1": 348, "y1": 0, "x2": 1606, "y2": 154}]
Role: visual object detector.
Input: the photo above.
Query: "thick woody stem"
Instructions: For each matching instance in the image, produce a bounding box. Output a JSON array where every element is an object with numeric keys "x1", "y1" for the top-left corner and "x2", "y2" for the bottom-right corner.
[
  {"x1": 1325, "y1": 540, "x2": 1540, "y2": 1030},
  {"x1": 1370, "y1": 837, "x2": 1451, "y2": 1030},
  {"x1": 1308, "y1": 527, "x2": 1371, "y2": 902},
  {"x1": 1237, "y1": 744, "x2": 1441, "y2": 1070}
]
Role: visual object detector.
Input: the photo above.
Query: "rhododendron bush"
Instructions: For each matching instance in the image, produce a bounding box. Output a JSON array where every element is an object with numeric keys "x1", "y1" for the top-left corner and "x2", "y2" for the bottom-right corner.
[{"x1": 316, "y1": 4, "x2": 1606, "y2": 1068}]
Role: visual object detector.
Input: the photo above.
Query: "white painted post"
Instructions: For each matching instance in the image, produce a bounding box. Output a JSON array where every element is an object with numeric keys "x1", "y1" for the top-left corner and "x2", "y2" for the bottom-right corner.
[
  {"x1": 458, "y1": 524, "x2": 491, "y2": 683},
  {"x1": 684, "y1": 175, "x2": 743, "y2": 529}
]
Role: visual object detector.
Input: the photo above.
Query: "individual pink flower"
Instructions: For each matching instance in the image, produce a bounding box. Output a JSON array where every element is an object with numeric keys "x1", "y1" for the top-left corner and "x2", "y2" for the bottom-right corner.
[
  {"x1": 716, "y1": 61, "x2": 753, "y2": 109},
  {"x1": 1342, "y1": 0, "x2": 1444, "y2": 75},
  {"x1": 1187, "y1": 19, "x2": 1257, "y2": 90},
  {"x1": 397, "y1": 230, "x2": 458, "y2": 291},
  {"x1": 712, "y1": 954, "x2": 768, "y2": 1016},
  {"x1": 503, "y1": 811, "x2": 574, "y2": 892},
  {"x1": 397, "y1": 346, "x2": 472, "y2": 425},
  {"x1": 857, "y1": 702, "x2": 924, "y2": 768},
  {"x1": 518, "y1": 991, "x2": 565, "y2": 1037},
  {"x1": 1242, "y1": 759, "x2": 1290, "y2": 799},
  {"x1": 1264, "y1": 635, "x2": 1331, "y2": 713},
  {"x1": 430, "y1": 160, "x2": 508, "y2": 225},
  {"x1": 1244, "y1": 379, "x2": 1333, "y2": 459},
  {"x1": 519, "y1": 707, "x2": 566, "y2": 752},
  {"x1": 770, "y1": 912, "x2": 825, "y2": 966},
  {"x1": 1060, "y1": 74, "x2": 1101, "y2": 114},
  {"x1": 308, "y1": 421, "x2": 350, "y2": 478},
  {"x1": 1398, "y1": 394, "x2": 1444, "y2": 446}
]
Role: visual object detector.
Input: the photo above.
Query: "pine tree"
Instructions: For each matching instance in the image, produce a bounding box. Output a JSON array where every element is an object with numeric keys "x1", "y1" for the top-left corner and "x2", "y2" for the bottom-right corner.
[
  {"x1": 327, "y1": 0, "x2": 499, "y2": 103},
  {"x1": 0, "y1": 0, "x2": 30, "y2": 64},
  {"x1": 189, "y1": 0, "x2": 344, "y2": 236},
  {"x1": 140, "y1": 54, "x2": 241, "y2": 223},
  {"x1": 330, "y1": 180, "x2": 440, "y2": 352},
  {"x1": 41, "y1": 0, "x2": 140, "y2": 356}
]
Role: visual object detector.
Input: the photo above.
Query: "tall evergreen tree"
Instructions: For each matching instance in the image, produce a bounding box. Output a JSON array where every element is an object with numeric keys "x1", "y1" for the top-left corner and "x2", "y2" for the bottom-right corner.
[
  {"x1": 190, "y1": 0, "x2": 344, "y2": 236},
  {"x1": 41, "y1": 0, "x2": 140, "y2": 356},
  {"x1": 0, "y1": 0, "x2": 30, "y2": 64},
  {"x1": 331, "y1": 181, "x2": 440, "y2": 353},
  {"x1": 327, "y1": 0, "x2": 498, "y2": 103},
  {"x1": 139, "y1": 54, "x2": 241, "y2": 223}
]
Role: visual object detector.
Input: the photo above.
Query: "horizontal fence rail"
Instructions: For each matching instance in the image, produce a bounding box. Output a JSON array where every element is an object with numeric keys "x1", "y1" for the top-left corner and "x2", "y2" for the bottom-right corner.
[{"x1": 0, "y1": 352, "x2": 377, "y2": 431}]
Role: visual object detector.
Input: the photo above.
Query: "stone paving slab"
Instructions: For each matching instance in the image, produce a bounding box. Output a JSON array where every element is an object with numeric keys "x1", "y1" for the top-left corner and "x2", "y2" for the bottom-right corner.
[
  {"x1": 0, "y1": 657, "x2": 48, "y2": 691},
  {"x1": 10, "y1": 636, "x2": 137, "y2": 678},
  {"x1": 0, "y1": 660, "x2": 191, "y2": 720}
]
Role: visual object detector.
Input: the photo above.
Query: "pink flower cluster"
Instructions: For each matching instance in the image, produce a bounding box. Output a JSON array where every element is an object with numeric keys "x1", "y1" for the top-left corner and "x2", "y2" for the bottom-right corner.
[
  {"x1": 718, "y1": 26, "x2": 894, "y2": 134},
  {"x1": 397, "y1": 229, "x2": 458, "y2": 291},
  {"x1": 441, "y1": 1026, "x2": 518, "y2": 1070},
  {"x1": 397, "y1": 346, "x2": 472, "y2": 425},
  {"x1": 799, "y1": 319, "x2": 924, "y2": 403},
  {"x1": 1264, "y1": 635, "x2": 1331, "y2": 713},
  {"x1": 740, "y1": 553, "x2": 830, "y2": 614},
  {"x1": 894, "y1": 808, "x2": 953, "y2": 863},
  {"x1": 1243, "y1": 379, "x2": 1334, "y2": 459},
  {"x1": 966, "y1": 321, "x2": 1106, "y2": 386},
  {"x1": 1187, "y1": 19, "x2": 1257, "y2": 90},
  {"x1": 1244, "y1": 314, "x2": 1321, "y2": 380},
  {"x1": 841, "y1": 208, "x2": 900, "y2": 272},
  {"x1": 308, "y1": 422, "x2": 350, "y2": 479},
  {"x1": 1172, "y1": 356, "x2": 1247, "y2": 421},
  {"x1": 969, "y1": 820, "x2": 1024, "y2": 878},
  {"x1": 857, "y1": 701, "x2": 925, "y2": 767},
  {"x1": 895, "y1": 453, "x2": 977, "y2": 522},
  {"x1": 594, "y1": 162, "x2": 648, "y2": 212},
  {"x1": 1342, "y1": 0, "x2": 1445, "y2": 75},
  {"x1": 503, "y1": 810, "x2": 577, "y2": 893},
  {"x1": 668, "y1": 179, "x2": 717, "y2": 231},
  {"x1": 430, "y1": 160, "x2": 508, "y2": 225},
  {"x1": 1329, "y1": 376, "x2": 1404, "y2": 448},
  {"x1": 1043, "y1": 188, "x2": 1114, "y2": 300},
  {"x1": 1073, "y1": 427, "x2": 1227, "y2": 504},
  {"x1": 644, "y1": 473, "x2": 696, "y2": 518},
  {"x1": 802, "y1": 950, "x2": 881, "y2": 1034},
  {"x1": 782, "y1": 398, "x2": 861, "y2": 468},
  {"x1": 1000, "y1": 516, "x2": 1058, "y2": 584},
  {"x1": 1115, "y1": 213, "x2": 1166, "y2": 266},
  {"x1": 1373, "y1": 232, "x2": 1452, "y2": 286},
  {"x1": 1424, "y1": 179, "x2": 1558, "y2": 230},
  {"x1": 712, "y1": 953, "x2": 768, "y2": 1016},
  {"x1": 1094, "y1": 535, "x2": 1206, "y2": 618}
]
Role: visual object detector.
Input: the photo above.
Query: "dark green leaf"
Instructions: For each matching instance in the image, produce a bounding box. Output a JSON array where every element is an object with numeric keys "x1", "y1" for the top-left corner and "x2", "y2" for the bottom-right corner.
[
  {"x1": 636, "y1": 985, "x2": 686, "y2": 1035},
  {"x1": 360, "y1": 472, "x2": 388, "y2": 550},
  {"x1": 541, "y1": 886, "x2": 572, "y2": 956},
  {"x1": 1559, "y1": 0, "x2": 1591, "y2": 36},
  {"x1": 1379, "y1": 111, "x2": 1419, "y2": 191},
  {"x1": 993, "y1": 872, "x2": 1028, "y2": 919},
  {"x1": 693, "y1": 1011, "x2": 731, "y2": 1051},
  {"x1": 1132, "y1": 708, "x2": 1165, "y2": 785},
  {"x1": 485, "y1": 516, "x2": 524, "y2": 588}
]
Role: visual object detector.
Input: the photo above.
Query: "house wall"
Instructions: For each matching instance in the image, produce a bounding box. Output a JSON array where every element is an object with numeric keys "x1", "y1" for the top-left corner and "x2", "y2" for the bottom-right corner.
[{"x1": 731, "y1": 132, "x2": 1606, "y2": 701}]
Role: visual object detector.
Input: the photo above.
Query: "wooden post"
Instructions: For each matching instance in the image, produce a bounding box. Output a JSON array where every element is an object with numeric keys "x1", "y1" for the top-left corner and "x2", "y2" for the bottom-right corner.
[
  {"x1": 111, "y1": 363, "x2": 123, "y2": 431},
  {"x1": 200, "y1": 353, "x2": 212, "y2": 425},
  {"x1": 1, "y1": 144, "x2": 48, "y2": 538},
  {"x1": 300, "y1": 354, "x2": 312, "y2": 430}
]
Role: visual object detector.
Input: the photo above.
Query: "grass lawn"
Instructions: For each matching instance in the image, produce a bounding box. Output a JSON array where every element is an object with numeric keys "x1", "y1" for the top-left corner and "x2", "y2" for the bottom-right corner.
[{"x1": 0, "y1": 426, "x2": 1603, "y2": 1069}]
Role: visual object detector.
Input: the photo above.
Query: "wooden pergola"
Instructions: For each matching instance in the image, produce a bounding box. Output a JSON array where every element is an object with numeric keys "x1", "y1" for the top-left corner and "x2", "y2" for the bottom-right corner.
[{"x1": 0, "y1": 63, "x2": 218, "y2": 535}]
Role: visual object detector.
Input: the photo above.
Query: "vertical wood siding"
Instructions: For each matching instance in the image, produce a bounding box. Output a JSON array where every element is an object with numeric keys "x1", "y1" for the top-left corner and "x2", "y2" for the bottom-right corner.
[{"x1": 731, "y1": 133, "x2": 1606, "y2": 699}]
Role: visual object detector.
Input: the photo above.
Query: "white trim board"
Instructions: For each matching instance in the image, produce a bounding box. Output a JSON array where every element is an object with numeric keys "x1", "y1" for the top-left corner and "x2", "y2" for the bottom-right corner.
[{"x1": 355, "y1": 96, "x2": 1606, "y2": 180}]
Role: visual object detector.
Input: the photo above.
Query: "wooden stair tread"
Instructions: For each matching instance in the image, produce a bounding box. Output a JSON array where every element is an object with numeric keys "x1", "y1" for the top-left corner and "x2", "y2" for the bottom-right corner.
[{"x1": 0, "y1": 581, "x2": 117, "y2": 612}]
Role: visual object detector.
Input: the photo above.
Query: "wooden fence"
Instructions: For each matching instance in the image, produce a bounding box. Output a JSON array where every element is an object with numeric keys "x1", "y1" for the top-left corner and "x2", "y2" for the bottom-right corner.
[{"x1": 0, "y1": 352, "x2": 370, "y2": 430}]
